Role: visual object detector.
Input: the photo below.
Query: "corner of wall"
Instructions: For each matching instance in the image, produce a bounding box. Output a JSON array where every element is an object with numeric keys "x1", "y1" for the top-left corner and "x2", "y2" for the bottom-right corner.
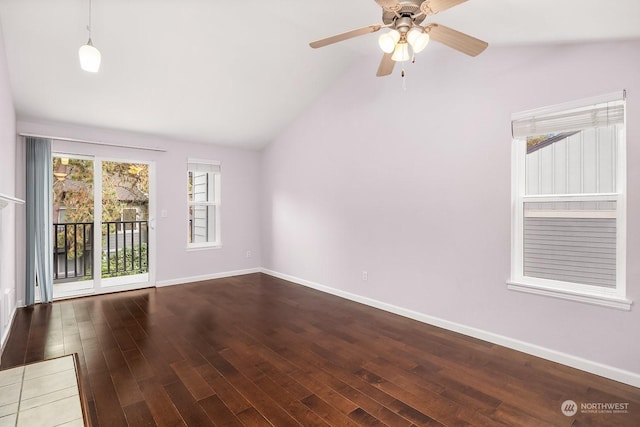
[{"x1": 0, "y1": 19, "x2": 19, "y2": 364}]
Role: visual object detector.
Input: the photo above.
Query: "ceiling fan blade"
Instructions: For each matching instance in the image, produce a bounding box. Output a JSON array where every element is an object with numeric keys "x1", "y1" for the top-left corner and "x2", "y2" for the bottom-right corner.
[
  {"x1": 309, "y1": 24, "x2": 383, "y2": 49},
  {"x1": 376, "y1": 53, "x2": 395, "y2": 77},
  {"x1": 421, "y1": 0, "x2": 468, "y2": 16},
  {"x1": 374, "y1": 0, "x2": 401, "y2": 12},
  {"x1": 426, "y1": 23, "x2": 488, "y2": 56}
]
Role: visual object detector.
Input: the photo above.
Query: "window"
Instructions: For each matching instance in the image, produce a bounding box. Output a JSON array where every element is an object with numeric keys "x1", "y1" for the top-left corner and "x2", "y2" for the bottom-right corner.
[
  {"x1": 57, "y1": 207, "x2": 68, "y2": 223},
  {"x1": 121, "y1": 207, "x2": 139, "y2": 231},
  {"x1": 187, "y1": 160, "x2": 221, "y2": 248},
  {"x1": 509, "y1": 91, "x2": 630, "y2": 310}
]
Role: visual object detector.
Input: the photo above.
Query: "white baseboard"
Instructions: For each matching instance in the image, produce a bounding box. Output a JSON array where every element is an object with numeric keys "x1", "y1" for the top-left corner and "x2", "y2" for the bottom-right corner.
[
  {"x1": 155, "y1": 268, "x2": 261, "y2": 287},
  {"x1": 261, "y1": 268, "x2": 640, "y2": 389}
]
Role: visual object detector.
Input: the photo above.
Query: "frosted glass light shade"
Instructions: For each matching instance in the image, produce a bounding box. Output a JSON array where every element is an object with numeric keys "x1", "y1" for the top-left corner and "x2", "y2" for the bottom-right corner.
[
  {"x1": 378, "y1": 30, "x2": 400, "y2": 53},
  {"x1": 79, "y1": 39, "x2": 101, "y2": 72},
  {"x1": 391, "y1": 42, "x2": 409, "y2": 62},
  {"x1": 407, "y1": 28, "x2": 430, "y2": 53}
]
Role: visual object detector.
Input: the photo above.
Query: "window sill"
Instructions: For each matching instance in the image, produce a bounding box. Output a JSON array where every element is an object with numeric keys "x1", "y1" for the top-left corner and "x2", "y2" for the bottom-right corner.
[
  {"x1": 186, "y1": 244, "x2": 222, "y2": 252},
  {"x1": 507, "y1": 281, "x2": 632, "y2": 311}
]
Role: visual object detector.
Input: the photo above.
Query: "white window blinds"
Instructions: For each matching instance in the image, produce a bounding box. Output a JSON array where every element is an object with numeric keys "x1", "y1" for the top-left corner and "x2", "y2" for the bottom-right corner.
[
  {"x1": 187, "y1": 160, "x2": 220, "y2": 174},
  {"x1": 512, "y1": 91, "x2": 625, "y2": 138}
]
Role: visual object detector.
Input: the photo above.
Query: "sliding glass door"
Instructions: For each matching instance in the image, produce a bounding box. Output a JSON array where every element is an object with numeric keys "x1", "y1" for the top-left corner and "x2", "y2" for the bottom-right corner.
[
  {"x1": 100, "y1": 161, "x2": 150, "y2": 288},
  {"x1": 52, "y1": 154, "x2": 153, "y2": 299},
  {"x1": 52, "y1": 156, "x2": 95, "y2": 296}
]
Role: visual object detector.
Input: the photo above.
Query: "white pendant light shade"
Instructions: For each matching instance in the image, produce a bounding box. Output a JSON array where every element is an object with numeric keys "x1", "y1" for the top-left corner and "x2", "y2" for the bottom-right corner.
[
  {"x1": 79, "y1": 39, "x2": 101, "y2": 72},
  {"x1": 407, "y1": 28, "x2": 430, "y2": 53},
  {"x1": 391, "y1": 42, "x2": 410, "y2": 62},
  {"x1": 378, "y1": 30, "x2": 400, "y2": 54}
]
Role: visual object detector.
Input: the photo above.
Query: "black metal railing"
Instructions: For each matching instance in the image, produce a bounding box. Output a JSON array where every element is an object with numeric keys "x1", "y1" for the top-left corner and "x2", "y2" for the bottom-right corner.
[
  {"x1": 53, "y1": 222, "x2": 93, "y2": 282},
  {"x1": 102, "y1": 221, "x2": 149, "y2": 277},
  {"x1": 53, "y1": 220, "x2": 149, "y2": 283}
]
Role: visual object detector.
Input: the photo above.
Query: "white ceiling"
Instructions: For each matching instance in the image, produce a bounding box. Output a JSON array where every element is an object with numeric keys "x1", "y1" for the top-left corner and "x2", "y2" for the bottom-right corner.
[{"x1": 1, "y1": 0, "x2": 639, "y2": 149}]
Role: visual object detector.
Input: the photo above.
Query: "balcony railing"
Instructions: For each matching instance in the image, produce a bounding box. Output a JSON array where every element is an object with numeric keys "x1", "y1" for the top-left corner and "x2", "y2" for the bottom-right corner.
[
  {"x1": 54, "y1": 222, "x2": 93, "y2": 283},
  {"x1": 53, "y1": 220, "x2": 148, "y2": 283},
  {"x1": 102, "y1": 221, "x2": 149, "y2": 277}
]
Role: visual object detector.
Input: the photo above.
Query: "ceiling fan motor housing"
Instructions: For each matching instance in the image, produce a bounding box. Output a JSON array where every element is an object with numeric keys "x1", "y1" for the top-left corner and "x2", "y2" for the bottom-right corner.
[
  {"x1": 382, "y1": 0, "x2": 428, "y2": 26},
  {"x1": 394, "y1": 16, "x2": 414, "y2": 33}
]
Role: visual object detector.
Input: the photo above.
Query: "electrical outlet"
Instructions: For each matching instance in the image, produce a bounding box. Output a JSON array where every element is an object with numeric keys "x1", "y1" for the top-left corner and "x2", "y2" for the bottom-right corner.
[
  {"x1": 161, "y1": 209, "x2": 168, "y2": 218},
  {"x1": 245, "y1": 250, "x2": 252, "y2": 258},
  {"x1": 362, "y1": 271, "x2": 368, "y2": 281}
]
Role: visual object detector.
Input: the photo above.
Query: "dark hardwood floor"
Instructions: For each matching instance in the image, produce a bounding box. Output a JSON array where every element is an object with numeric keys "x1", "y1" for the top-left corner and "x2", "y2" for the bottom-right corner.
[{"x1": 1, "y1": 273, "x2": 639, "y2": 426}]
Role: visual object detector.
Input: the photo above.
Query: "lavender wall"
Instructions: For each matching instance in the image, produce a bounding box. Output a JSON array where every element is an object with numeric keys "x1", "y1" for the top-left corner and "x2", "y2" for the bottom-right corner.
[
  {"x1": 261, "y1": 40, "x2": 640, "y2": 377},
  {"x1": 0, "y1": 23, "x2": 17, "y2": 347},
  {"x1": 15, "y1": 120, "x2": 262, "y2": 302}
]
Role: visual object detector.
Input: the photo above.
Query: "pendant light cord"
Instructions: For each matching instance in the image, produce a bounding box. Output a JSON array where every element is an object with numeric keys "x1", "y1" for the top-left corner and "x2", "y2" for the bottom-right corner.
[{"x1": 87, "y1": 0, "x2": 92, "y2": 35}]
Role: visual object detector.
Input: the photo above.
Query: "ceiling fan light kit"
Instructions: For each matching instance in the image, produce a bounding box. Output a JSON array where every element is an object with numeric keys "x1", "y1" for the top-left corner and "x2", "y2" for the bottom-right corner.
[
  {"x1": 378, "y1": 30, "x2": 400, "y2": 53},
  {"x1": 309, "y1": 0, "x2": 488, "y2": 77},
  {"x1": 407, "y1": 28, "x2": 430, "y2": 53},
  {"x1": 391, "y1": 42, "x2": 410, "y2": 62}
]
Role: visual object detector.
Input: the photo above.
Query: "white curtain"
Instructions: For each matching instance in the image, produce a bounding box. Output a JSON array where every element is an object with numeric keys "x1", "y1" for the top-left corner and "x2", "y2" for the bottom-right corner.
[{"x1": 25, "y1": 137, "x2": 53, "y2": 304}]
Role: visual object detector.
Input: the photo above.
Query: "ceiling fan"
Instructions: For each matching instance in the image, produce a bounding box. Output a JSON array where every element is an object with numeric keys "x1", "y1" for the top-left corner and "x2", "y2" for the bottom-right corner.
[{"x1": 309, "y1": 0, "x2": 488, "y2": 77}]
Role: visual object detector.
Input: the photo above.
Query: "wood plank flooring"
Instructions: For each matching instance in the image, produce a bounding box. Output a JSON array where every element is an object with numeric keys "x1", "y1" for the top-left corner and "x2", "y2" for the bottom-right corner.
[{"x1": 1, "y1": 273, "x2": 639, "y2": 426}]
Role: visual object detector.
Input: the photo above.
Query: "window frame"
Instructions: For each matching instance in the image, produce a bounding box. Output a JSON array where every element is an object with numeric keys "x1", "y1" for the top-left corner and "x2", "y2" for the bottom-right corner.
[
  {"x1": 187, "y1": 159, "x2": 221, "y2": 250},
  {"x1": 508, "y1": 92, "x2": 631, "y2": 310}
]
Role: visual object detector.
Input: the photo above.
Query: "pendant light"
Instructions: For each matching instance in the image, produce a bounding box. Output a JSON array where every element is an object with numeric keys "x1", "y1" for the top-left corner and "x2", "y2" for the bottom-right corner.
[{"x1": 79, "y1": 0, "x2": 101, "y2": 72}]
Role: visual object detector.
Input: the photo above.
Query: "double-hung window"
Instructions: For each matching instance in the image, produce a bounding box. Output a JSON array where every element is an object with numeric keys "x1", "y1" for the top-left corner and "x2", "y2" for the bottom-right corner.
[
  {"x1": 187, "y1": 159, "x2": 221, "y2": 248},
  {"x1": 509, "y1": 91, "x2": 630, "y2": 310}
]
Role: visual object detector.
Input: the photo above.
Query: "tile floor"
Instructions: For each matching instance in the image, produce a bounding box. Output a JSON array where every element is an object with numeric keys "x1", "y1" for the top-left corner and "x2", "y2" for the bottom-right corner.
[{"x1": 0, "y1": 355, "x2": 84, "y2": 426}]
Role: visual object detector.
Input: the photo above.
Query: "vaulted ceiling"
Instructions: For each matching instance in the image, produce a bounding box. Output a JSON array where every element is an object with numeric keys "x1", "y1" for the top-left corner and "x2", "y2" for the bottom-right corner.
[{"x1": 1, "y1": 0, "x2": 639, "y2": 149}]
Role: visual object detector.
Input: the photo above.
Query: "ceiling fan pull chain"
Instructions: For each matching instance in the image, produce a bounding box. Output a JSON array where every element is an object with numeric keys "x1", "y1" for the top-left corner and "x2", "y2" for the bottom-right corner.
[{"x1": 401, "y1": 68, "x2": 407, "y2": 91}]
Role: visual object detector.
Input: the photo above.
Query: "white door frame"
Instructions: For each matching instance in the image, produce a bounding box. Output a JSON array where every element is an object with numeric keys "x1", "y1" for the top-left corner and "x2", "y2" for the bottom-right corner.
[{"x1": 52, "y1": 153, "x2": 156, "y2": 300}]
